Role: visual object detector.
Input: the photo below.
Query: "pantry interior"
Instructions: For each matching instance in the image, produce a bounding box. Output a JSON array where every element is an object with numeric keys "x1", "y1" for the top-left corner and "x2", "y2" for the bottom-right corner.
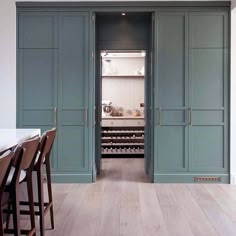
[
  {"x1": 101, "y1": 51, "x2": 145, "y2": 157},
  {"x1": 95, "y1": 12, "x2": 152, "y2": 175}
]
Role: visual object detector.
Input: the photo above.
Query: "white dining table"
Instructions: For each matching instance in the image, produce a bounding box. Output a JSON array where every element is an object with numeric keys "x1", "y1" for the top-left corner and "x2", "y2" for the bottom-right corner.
[{"x1": 0, "y1": 129, "x2": 41, "y2": 153}]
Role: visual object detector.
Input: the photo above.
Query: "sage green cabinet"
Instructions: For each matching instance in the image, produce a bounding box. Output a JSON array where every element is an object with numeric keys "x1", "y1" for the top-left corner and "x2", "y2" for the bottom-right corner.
[
  {"x1": 188, "y1": 12, "x2": 229, "y2": 173},
  {"x1": 154, "y1": 11, "x2": 229, "y2": 183},
  {"x1": 154, "y1": 13, "x2": 188, "y2": 173},
  {"x1": 19, "y1": 13, "x2": 58, "y2": 49},
  {"x1": 18, "y1": 12, "x2": 58, "y2": 172},
  {"x1": 57, "y1": 13, "x2": 90, "y2": 174},
  {"x1": 17, "y1": 8, "x2": 229, "y2": 183},
  {"x1": 17, "y1": 12, "x2": 93, "y2": 182}
]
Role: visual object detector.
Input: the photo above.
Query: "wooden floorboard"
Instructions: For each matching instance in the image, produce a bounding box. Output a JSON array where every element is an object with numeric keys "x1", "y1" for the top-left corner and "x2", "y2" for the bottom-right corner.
[
  {"x1": 188, "y1": 184, "x2": 236, "y2": 236},
  {"x1": 155, "y1": 184, "x2": 194, "y2": 236},
  {"x1": 8, "y1": 158, "x2": 236, "y2": 236}
]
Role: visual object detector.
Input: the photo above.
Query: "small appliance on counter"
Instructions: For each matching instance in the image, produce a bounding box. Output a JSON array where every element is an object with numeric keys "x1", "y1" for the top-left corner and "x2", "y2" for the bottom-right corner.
[{"x1": 102, "y1": 100, "x2": 113, "y2": 117}]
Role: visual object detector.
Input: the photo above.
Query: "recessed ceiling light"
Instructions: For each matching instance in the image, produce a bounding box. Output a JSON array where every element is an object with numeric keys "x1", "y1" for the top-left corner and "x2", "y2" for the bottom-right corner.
[{"x1": 122, "y1": 13, "x2": 126, "y2": 16}]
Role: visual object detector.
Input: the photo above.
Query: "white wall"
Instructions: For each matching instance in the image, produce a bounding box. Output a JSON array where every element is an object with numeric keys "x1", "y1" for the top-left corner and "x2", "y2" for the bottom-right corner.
[
  {"x1": 1, "y1": 0, "x2": 235, "y2": 183},
  {"x1": 0, "y1": 0, "x2": 16, "y2": 128},
  {"x1": 102, "y1": 56, "x2": 145, "y2": 112},
  {"x1": 102, "y1": 78, "x2": 144, "y2": 112}
]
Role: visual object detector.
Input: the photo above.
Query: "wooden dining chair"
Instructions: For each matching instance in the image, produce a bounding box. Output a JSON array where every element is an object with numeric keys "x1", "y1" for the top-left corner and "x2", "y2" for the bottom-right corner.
[
  {"x1": 20, "y1": 128, "x2": 56, "y2": 236},
  {"x1": 0, "y1": 150, "x2": 13, "y2": 236},
  {"x1": 4, "y1": 137, "x2": 40, "y2": 236}
]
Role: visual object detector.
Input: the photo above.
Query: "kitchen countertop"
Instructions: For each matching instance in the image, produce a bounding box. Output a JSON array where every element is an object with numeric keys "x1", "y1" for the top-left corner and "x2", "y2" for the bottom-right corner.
[
  {"x1": 102, "y1": 116, "x2": 144, "y2": 119},
  {"x1": 0, "y1": 129, "x2": 41, "y2": 153}
]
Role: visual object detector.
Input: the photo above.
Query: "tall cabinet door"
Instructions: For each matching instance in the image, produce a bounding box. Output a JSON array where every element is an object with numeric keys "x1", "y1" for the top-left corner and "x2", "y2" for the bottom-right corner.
[
  {"x1": 18, "y1": 12, "x2": 58, "y2": 172},
  {"x1": 188, "y1": 12, "x2": 229, "y2": 173},
  {"x1": 154, "y1": 13, "x2": 188, "y2": 176},
  {"x1": 57, "y1": 13, "x2": 91, "y2": 177}
]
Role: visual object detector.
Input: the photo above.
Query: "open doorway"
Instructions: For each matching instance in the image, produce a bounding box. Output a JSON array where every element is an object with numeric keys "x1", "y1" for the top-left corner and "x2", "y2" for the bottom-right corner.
[
  {"x1": 101, "y1": 50, "x2": 146, "y2": 156},
  {"x1": 95, "y1": 12, "x2": 153, "y2": 181}
]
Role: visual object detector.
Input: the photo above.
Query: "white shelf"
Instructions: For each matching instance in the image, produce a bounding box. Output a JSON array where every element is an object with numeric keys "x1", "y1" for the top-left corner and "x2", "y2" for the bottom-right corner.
[
  {"x1": 102, "y1": 130, "x2": 144, "y2": 134},
  {"x1": 102, "y1": 116, "x2": 144, "y2": 119},
  {"x1": 102, "y1": 143, "x2": 144, "y2": 146},
  {"x1": 102, "y1": 137, "x2": 144, "y2": 141},
  {"x1": 102, "y1": 150, "x2": 144, "y2": 155},
  {"x1": 102, "y1": 75, "x2": 144, "y2": 78}
]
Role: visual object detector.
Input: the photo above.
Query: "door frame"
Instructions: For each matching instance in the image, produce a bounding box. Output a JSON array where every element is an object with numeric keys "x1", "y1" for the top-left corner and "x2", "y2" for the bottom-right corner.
[
  {"x1": 95, "y1": 47, "x2": 153, "y2": 181},
  {"x1": 94, "y1": 10, "x2": 154, "y2": 181}
]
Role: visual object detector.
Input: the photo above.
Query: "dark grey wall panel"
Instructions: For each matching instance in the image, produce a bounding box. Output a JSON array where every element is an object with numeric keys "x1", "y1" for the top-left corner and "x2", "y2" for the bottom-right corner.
[{"x1": 96, "y1": 13, "x2": 151, "y2": 50}]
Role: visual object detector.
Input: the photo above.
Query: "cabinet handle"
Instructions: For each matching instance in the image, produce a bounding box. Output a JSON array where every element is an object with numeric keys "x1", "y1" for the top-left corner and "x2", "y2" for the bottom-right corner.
[
  {"x1": 158, "y1": 107, "x2": 161, "y2": 126},
  {"x1": 84, "y1": 107, "x2": 88, "y2": 127},
  {"x1": 189, "y1": 107, "x2": 192, "y2": 126},
  {"x1": 54, "y1": 107, "x2": 57, "y2": 127}
]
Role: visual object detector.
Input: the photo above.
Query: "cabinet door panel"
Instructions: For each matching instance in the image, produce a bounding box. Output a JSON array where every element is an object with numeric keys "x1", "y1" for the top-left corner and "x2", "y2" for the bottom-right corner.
[
  {"x1": 158, "y1": 14, "x2": 185, "y2": 107},
  {"x1": 19, "y1": 13, "x2": 58, "y2": 49},
  {"x1": 190, "y1": 126, "x2": 224, "y2": 171},
  {"x1": 189, "y1": 12, "x2": 228, "y2": 172},
  {"x1": 20, "y1": 50, "x2": 56, "y2": 109},
  {"x1": 189, "y1": 13, "x2": 225, "y2": 48},
  {"x1": 60, "y1": 126, "x2": 86, "y2": 171},
  {"x1": 58, "y1": 13, "x2": 90, "y2": 173},
  {"x1": 157, "y1": 127, "x2": 186, "y2": 171},
  {"x1": 189, "y1": 49, "x2": 224, "y2": 108},
  {"x1": 154, "y1": 13, "x2": 188, "y2": 172},
  {"x1": 18, "y1": 49, "x2": 58, "y2": 171}
]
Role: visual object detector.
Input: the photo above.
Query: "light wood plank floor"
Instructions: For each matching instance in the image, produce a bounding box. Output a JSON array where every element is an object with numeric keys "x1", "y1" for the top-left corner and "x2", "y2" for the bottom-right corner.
[{"x1": 39, "y1": 159, "x2": 236, "y2": 235}]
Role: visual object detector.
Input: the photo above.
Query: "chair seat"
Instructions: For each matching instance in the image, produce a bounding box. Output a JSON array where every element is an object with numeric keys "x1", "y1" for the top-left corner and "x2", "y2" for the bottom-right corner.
[{"x1": 6, "y1": 167, "x2": 26, "y2": 185}]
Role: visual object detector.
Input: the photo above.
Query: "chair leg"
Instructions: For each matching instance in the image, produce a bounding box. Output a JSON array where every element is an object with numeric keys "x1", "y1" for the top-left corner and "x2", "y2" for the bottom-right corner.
[
  {"x1": 37, "y1": 169, "x2": 45, "y2": 236},
  {"x1": 11, "y1": 187, "x2": 21, "y2": 236},
  {"x1": 5, "y1": 198, "x2": 11, "y2": 230},
  {"x1": 27, "y1": 175, "x2": 36, "y2": 236},
  {"x1": 0, "y1": 204, "x2": 4, "y2": 236},
  {"x1": 45, "y1": 159, "x2": 54, "y2": 229}
]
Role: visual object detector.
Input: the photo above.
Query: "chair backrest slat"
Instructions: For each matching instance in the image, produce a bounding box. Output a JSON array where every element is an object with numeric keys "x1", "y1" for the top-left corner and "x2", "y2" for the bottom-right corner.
[
  {"x1": 11, "y1": 137, "x2": 40, "y2": 184},
  {"x1": 36, "y1": 128, "x2": 56, "y2": 167},
  {"x1": 19, "y1": 137, "x2": 40, "y2": 170},
  {"x1": 0, "y1": 150, "x2": 13, "y2": 195}
]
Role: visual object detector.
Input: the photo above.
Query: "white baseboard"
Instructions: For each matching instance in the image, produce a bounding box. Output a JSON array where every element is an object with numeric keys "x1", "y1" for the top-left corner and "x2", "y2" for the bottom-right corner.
[{"x1": 230, "y1": 173, "x2": 236, "y2": 184}]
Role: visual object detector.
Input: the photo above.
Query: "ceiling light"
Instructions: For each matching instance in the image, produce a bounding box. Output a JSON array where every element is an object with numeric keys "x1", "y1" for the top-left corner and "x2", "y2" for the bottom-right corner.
[{"x1": 122, "y1": 13, "x2": 126, "y2": 16}]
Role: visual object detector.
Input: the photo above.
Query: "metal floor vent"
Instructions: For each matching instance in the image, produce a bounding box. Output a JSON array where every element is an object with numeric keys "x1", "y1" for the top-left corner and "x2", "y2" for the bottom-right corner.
[{"x1": 194, "y1": 177, "x2": 222, "y2": 182}]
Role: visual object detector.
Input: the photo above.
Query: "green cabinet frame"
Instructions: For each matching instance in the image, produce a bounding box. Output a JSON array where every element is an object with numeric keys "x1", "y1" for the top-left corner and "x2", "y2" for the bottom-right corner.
[
  {"x1": 17, "y1": 4, "x2": 230, "y2": 183},
  {"x1": 17, "y1": 11, "x2": 94, "y2": 182},
  {"x1": 154, "y1": 11, "x2": 229, "y2": 183}
]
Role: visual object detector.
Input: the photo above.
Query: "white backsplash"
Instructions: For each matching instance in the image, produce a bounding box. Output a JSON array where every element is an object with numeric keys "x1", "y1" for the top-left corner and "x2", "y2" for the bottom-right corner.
[{"x1": 102, "y1": 77, "x2": 144, "y2": 113}]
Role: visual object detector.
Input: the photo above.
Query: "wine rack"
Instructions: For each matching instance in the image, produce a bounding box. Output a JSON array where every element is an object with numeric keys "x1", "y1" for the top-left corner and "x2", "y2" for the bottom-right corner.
[{"x1": 101, "y1": 126, "x2": 144, "y2": 156}]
